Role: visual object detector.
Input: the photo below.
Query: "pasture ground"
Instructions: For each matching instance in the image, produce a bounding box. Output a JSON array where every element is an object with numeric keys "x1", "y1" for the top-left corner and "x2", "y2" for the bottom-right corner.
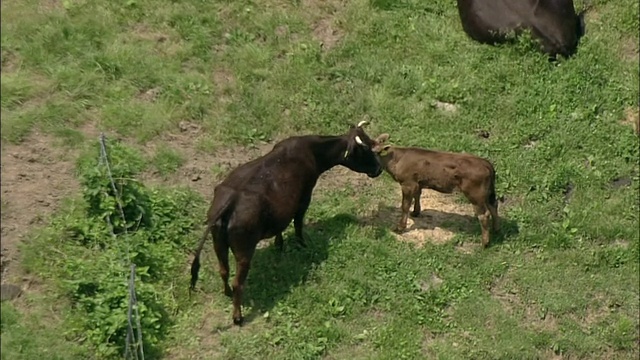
[{"x1": 1, "y1": 0, "x2": 639, "y2": 359}]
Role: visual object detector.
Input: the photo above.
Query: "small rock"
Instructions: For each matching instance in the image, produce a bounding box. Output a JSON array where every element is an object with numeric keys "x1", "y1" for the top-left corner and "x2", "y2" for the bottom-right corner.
[
  {"x1": 610, "y1": 177, "x2": 632, "y2": 189},
  {"x1": 191, "y1": 174, "x2": 202, "y2": 182},
  {"x1": 275, "y1": 25, "x2": 289, "y2": 37},
  {"x1": 1, "y1": 283, "x2": 22, "y2": 301},
  {"x1": 432, "y1": 101, "x2": 458, "y2": 113},
  {"x1": 477, "y1": 130, "x2": 491, "y2": 139}
]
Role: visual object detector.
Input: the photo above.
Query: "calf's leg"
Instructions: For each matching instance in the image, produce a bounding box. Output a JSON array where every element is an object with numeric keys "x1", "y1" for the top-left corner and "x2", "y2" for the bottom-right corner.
[
  {"x1": 474, "y1": 204, "x2": 491, "y2": 248},
  {"x1": 396, "y1": 183, "x2": 418, "y2": 233},
  {"x1": 411, "y1": 189, "x2": 422, "y2": 217},
  {"x1": 488, "y1": 201, "x2": 500, "y2": 233}
]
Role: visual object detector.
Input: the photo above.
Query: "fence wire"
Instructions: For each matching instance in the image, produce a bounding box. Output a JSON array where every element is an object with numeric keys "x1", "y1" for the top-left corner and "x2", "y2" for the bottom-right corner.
[{"x1": 99, "y1": 133, "x2": 145, "y2": 360}]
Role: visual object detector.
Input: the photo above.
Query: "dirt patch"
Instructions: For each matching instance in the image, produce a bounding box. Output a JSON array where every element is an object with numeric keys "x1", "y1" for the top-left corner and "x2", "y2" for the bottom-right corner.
[
  {"x1": 129, "y1": 23, "x2": 183, "y2": 57},
  {"x1": 312, "y1": 19, "x2": 343, "y2": 52},
  {"x1": 302, "y1": 0, "x2": 346, "y2": 51},
  {"x1": 38, "y1": 0, "x2": 63, "y2": 13},
  {"x1": 490, "y1": 274, "x2": 558, "y2": 332},
  {"x1": 419, "y1": 273, "x2": 444, "y2": 292},
  {"x1": 1, "y1": 49, "x2": 21, "y2": 73},
  {"x1": 136, "y1": 87, "x2": 162, "y2": 102},
  {"x1": 622, "y1": 106, "x2": 639, "y2": 135},
  {"x1": 365, "y1": 189, "x2": 477, "y2": 247},
  {"x1": 138, "y1": 121, "x2": 272, "y2": 199},
  {"x1": 212, "y1": 67, "x2": 236, "y2": 104},
  {"x1": 620, "y1": 37, "x2": 639, "y2": 63},
  {"x1": 0, "y1": 132, "x2": 80, "y2": 283}
]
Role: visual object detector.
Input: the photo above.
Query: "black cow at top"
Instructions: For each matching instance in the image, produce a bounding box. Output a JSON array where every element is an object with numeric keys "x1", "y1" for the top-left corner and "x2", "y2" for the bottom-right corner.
[{"x1": 456, "y1": 0, "x2": 587, "y2": 59}]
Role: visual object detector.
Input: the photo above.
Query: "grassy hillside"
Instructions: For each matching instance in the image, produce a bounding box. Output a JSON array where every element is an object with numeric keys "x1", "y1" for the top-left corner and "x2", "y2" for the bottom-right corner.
[{"x1": 1, "y1": 0, "x2": 638, "y2": 359}]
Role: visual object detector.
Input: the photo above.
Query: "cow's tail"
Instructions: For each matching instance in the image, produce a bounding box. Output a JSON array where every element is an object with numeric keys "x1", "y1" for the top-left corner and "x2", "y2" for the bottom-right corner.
[{"x1": 189, "y1": 190, "x2": 236, "y2": 294}]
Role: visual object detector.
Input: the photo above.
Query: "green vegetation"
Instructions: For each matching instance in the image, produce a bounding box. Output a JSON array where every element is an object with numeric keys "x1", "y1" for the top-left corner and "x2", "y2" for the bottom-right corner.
[{"x1": 1, "y1": 0, "x2": 638, "y2": 359}]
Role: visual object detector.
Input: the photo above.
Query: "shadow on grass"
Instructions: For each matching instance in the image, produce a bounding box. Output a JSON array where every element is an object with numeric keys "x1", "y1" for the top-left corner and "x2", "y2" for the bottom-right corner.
[
  {"x1": 365, "y1": 205, "x2": 519, "y2": 247},
  {"x1": 213, "y1": 213, "x2": 358, "y2": 327}
]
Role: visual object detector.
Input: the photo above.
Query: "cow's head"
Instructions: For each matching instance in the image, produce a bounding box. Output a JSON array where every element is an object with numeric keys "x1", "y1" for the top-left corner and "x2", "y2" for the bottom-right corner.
[{"x1": 341, "y1": 121, "x2": 383, "y2": 178}]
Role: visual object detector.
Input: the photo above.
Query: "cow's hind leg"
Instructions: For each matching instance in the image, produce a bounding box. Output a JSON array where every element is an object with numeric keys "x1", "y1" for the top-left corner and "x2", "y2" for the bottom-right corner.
[
  {"x1": 213, "y1": 227, "x2": 232, "y2": 297},
  {"x1": 229, "y1": 235, "x2": 256, "y2": 326}
]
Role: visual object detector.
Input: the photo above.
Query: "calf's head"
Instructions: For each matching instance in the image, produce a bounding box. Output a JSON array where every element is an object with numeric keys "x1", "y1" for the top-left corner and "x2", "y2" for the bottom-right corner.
[
  {"x1": 371, "y1": 133, "x2": 392, "y2": 165},
  {"x1": 340, "y1": 121, "x2": 383, "y2": 178}
]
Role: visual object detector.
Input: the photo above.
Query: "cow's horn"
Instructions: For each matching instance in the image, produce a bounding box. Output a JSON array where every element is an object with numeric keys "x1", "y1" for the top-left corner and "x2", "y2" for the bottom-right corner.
[
  {"x1": 355, "y1": 136, "x2": 364, "y2": 145},
  {"x1": 357, "y1": 120, "x2": 369, "y2": 128}
]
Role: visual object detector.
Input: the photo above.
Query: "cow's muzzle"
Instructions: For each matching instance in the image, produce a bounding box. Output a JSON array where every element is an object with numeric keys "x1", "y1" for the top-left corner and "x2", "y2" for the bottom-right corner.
[{"x1": 367, "y1": 167, "x2": 383, "y2": 178}]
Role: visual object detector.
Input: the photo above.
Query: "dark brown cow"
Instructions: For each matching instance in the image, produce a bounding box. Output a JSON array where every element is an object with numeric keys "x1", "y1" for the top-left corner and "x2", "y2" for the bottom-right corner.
[
  {"x1": 372, "y1": 134, "x2": 499, "y2": 247},
  {"x1": 190, "y1": 122, "x2": 383, "y2": 325},
  {"x1": 456, "y1": 0, "x2": 588, "y2": 58}
]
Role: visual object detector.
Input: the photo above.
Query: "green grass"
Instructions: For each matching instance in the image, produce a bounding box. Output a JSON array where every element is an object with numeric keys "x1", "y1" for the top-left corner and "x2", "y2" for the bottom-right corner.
[{"x1": 1, "y1": 0, "x2": 639, "y2": 358}]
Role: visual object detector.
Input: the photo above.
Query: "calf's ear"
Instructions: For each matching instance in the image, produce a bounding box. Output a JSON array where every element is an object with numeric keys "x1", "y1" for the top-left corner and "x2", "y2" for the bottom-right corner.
[
  {"x1": 378, "y1": 145, "x2": 392, "y2": 157},
  {"x1": 375, "y1": 133, "x2": 390, "y2": 144}
]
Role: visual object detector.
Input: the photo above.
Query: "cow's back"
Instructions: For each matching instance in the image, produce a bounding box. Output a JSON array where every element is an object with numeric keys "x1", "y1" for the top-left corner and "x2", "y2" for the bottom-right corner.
[
  {"x1": 217, "y1": 140, "x2": 318, "y2": 237},
  {"x1": 457, "y1": 0, "x2": 584, "y2": 57},
  {"x1": 456, "y1": 0, "x2": 533, "y2": 44}
]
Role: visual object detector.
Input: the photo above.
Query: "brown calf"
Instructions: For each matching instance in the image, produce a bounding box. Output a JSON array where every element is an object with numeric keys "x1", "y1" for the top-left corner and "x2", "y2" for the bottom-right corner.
[{"x1": 372, "y1": 134, "x2": 499, "y2": 247}]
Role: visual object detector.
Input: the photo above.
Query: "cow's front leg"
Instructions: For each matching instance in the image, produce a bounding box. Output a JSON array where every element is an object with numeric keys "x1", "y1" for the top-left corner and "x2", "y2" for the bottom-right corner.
[{"x1": 274, "y1": 233, "x2": 284, "y2": 252}]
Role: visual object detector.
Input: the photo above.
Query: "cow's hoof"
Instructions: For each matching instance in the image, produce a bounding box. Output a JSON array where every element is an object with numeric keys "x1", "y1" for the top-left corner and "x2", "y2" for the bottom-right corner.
[
  {"x1": 410, "y1": 211, "x2": 421, "y2": 218},
  {"x1": 233, "y1": 316, "x2": 244, "y2": 326}
]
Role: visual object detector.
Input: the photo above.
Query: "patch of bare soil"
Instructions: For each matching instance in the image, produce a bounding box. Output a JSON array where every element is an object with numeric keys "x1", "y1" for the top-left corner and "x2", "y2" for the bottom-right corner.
[
  {"x1": 129, "y1": 23, "x2": 183, "y2": 57},
  {"x1": 489, "y1": 274, "x2": 558, "y2": 332},
  {"x1": 302, "y1": 0, "x2": 346, "y2": 52},
  {"x1": 140, "y1": 121, "x2": 273, "y2": 200},
  {"x1": 365, "y1": 188, "x2": 479, "y2": 250},
  {"x1": 620, "y1": 37, "x2": 639, "y2": 63},
  {"x1": 211, "y1": 67, "x2": 236, "y2": 104},
  {"x1": 164, "y1": 302, "x2": 227, "y2": 359},
  {"x1": 622, "y1": 106, "x2": 639, "y2": 135},
  {"x1": 1, "y1": 49, "x2": 21, "y2": 73},
  {"x1": 0, "y1": 132, "x2": 80, "y2": 284}
]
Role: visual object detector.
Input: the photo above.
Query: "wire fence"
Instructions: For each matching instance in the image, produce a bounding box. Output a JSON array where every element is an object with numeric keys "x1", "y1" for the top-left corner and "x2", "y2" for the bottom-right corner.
[{"x1": 98, "y1": 133, "x2": 145, "y2": 360}]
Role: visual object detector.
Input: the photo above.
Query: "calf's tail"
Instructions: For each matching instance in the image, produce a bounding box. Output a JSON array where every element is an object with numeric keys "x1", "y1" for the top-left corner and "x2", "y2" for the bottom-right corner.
[
  {"x1": 487, "y1": 162, "x2": 498, "y2": 209},
  {"x1": 189, "y1": 191, "x2": 236, "y2": 294}
]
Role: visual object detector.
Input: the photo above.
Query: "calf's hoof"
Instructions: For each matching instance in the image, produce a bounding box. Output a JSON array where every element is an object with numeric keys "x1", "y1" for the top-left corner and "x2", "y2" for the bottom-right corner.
[
  {"x1": 233, "y1": 315, "x2": 244, "y2": 326},
  {"x1": 393, "y1": 226, "x2": 406, "y2": 234}
]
